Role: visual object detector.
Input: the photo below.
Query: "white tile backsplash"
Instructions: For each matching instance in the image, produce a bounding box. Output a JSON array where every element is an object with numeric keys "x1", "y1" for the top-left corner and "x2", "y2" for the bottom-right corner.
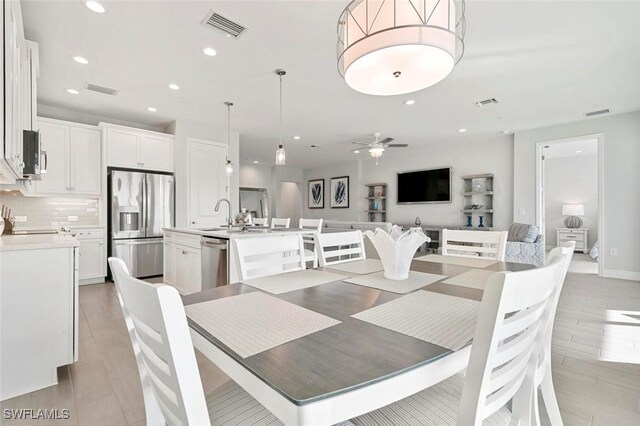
[{"x1": 0, "y1": 191, "x2": 100, "y2": 229}]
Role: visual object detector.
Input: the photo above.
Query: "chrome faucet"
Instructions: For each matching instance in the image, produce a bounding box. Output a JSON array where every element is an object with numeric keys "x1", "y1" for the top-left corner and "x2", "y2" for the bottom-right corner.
[{"x1": 214, "y1": 198, "x2": 233, "y2": 228}]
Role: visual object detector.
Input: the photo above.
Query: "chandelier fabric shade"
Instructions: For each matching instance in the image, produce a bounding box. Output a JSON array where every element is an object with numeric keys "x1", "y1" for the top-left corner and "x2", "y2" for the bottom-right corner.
[{"x1": 337, "y1": 0, "x2": 466, "y2": 96}]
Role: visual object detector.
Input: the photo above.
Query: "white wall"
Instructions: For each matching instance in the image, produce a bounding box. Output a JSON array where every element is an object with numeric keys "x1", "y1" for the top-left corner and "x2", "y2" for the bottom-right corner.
[
  {"x1": 38, "y1": 103, "x2": 164, "y2": 132},
  {"x1": 302, "y1": 161, "x2": 361, "y2": 221},
  {"x1": 278, "y1": 182, "x2": 303, "y2": 225},
  {"x1": 514, "y1": 110, "x2": 640, "y2": 280},
  {"x1": 169, "y1": 119, "x2": 239, "y2": 228},
  {"x1": 545, "y1": 154, "x2": 598, "y2": 248},
  {"x1": 359, "y1": 137, "x2": 514, "y2": 229}
]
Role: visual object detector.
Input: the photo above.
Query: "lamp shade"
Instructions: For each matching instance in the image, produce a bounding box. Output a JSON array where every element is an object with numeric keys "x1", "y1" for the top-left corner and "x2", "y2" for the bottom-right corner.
[{"x1": 562, "y1": 204, "x2": 584, "y2": 216}]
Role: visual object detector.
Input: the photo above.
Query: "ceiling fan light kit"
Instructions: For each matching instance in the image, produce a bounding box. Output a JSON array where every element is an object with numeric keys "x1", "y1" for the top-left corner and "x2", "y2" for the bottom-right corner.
[{"x1": 337, "y1": 0, "x2": 466, "y2": 96}]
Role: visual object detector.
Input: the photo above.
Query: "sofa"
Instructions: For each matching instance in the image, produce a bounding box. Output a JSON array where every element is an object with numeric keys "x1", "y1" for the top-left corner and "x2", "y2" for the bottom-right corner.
[{"x1": 504, "y1": 223, "x2": 545, "y2": 267}]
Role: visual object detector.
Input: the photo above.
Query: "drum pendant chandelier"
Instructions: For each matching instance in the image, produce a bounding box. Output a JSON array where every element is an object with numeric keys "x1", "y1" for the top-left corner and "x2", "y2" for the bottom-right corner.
[{"x1": 337, "y1": 0, "x2": 466, "y2": 96}]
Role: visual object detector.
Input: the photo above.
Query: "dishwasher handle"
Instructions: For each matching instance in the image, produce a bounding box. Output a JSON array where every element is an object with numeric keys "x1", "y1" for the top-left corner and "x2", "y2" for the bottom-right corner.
[{"x1": 201, "y1": 239, "x2": 228, "y2": 248}]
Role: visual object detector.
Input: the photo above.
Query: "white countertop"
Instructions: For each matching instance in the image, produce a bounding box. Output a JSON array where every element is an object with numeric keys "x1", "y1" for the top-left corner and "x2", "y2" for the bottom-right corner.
[
  {"x1": 164, "y1": 227, "x2": 317, "y2": 239},
  {"x1": 0, "y1": 234, "x2": 80, "y2": 252}
]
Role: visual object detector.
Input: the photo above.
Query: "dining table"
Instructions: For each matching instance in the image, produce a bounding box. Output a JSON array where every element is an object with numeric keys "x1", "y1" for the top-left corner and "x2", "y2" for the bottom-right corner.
[{"x1": 183, "y1": 256, "x2": 533, "y2": 426}]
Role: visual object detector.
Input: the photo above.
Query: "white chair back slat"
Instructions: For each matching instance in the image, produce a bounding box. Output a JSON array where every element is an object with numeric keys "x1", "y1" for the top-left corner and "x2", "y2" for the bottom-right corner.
[
  {"x1": 442, "y1": 229, "x2": 508, "y2": 261},
  {"x1": 299, "y1": 219, "x2": 323, "y2": 267},
  {"x1": 233, "y1": 235, "x2": 306, "y2": 280},
  {"x1": 271, "y1": 217, "x2": 291, "y2": 229},
  {"x1": 108, "y1": 258, "x2": 210, "y2": 426},
  {"x1": 456, "y1": 254, "x2": 568, "y2": 425},
  {"x1": 253, "y1": 218, "x2": 268, "y2": 227},
  {"x1": 314, "y1": 230, "x2": 367, "y2": 266}
]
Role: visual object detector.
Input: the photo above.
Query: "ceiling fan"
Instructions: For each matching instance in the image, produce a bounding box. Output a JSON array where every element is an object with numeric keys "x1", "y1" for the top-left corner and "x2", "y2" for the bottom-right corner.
[{"x1": 352, "y1": 133, "x2": 408, "y2": 164}]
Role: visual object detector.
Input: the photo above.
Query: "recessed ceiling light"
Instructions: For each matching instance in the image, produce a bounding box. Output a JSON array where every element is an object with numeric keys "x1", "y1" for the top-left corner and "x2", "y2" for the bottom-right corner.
[
  {"x1": 354, "y1": 150, "x2": 360, "y2": 154},
  {"x1": 147, "y1": 107, "x2": 157, "y2": 112},
  {"x1": 293, "y1": 136, "x2": 301, "y2": 140},
  {"x1": 501, "y1": 130, "x2": 511, "y2": 135},
  {"x1": 253, "y1": 160, "x2": 259, "y2": 164},
  {"x1": 66, "y1": 89, "x2": 79, "y2": 95},
  {"x1": 575, "y1": 150, "x2": 583, "y2": 154},
  {"x1": 203, "y1": 47, "x2": 217, "y2": 57},
  {"x1": 85, "y1": 1, "x2": 105, "y2": 14},
  {"x1": 404, "y1": 100, "x2": 415, "y2": 105},
  {"x1": 458, "y1": 128, "x2": 467, "y2": 133},
  {"x1": 168, "y1": 83, "x2": 180, "y2": 90},
  {"x1": 72, "y1": 56, "x2": 89, "y2": 65}
]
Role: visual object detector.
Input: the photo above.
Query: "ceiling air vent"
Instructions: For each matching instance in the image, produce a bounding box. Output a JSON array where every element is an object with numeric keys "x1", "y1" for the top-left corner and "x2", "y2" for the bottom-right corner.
[
  {"x1": 585, "y1": 108, "x2": 610, "y2": 118},
  {"x1": 475, "y1": 98, "x2": 498, "y2": 108},
  {"x1": 201, "y1": 11, "x2": 247, "y2": 38},
  {"x1": 85, "y1": 83, "x2": 118, "y2": 96}
]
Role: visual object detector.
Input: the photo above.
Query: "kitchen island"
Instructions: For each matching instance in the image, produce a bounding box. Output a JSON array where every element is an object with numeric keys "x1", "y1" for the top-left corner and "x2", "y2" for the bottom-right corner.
[
  {"x1": 163, "y1": 227, "x2": 318, "y2": 295},
  {"x1": 0, "y1": 234, "x2": 79, "y2": 400}
]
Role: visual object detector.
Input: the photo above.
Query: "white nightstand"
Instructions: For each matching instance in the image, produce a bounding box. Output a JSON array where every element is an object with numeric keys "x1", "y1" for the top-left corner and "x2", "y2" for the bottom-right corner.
[{"x1": 556, "y1": 228, "x2": 589, "y2": 253}]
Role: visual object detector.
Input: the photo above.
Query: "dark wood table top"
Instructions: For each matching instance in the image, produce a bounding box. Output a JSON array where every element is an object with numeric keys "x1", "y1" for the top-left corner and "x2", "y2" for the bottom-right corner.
[{"x1": 184, "y1": 257, "x2": 533, "y2": 406}]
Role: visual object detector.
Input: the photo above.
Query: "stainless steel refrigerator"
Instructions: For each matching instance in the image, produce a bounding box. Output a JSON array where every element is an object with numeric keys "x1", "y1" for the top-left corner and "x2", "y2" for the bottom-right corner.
[{"x1": 108, "y1": 170, "x2": 174, "y2": 278}]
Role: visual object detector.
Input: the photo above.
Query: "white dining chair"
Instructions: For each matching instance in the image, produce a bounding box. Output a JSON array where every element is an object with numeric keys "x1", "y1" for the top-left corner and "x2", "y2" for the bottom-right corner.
[
  {"x1": 107, "y1": 257, "x2": 281, "y2": 426},
  {"x1": 271, "y1": 217, "x2": 291, "y2": 229},
  {"x1": 350, "y1": 253, "x2": 568, "y2": 426},
  {"x1": 253, "y1": 217, "x2": 268, "y2": 227},
  {"x1": 233, "y1": 234, "x2": 306, "y2": 280},
  {"x1": 314, "y1": 230, "x2": 366, "y2": 267},
  {"x1": 442, "y1": 229, "x2": 508, "y2": 261},
  {"x1": 533, "y1": 241, "x2": 575, "y2": 426},
  {"x1": 299, "y1": 218, "x2": 323, "y2": 268}
]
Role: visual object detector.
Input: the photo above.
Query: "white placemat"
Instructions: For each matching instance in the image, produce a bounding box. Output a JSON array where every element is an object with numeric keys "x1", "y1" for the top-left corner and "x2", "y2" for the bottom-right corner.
[
  {"x1": 186, "y1": 292, "x2": 341, "y2": 358},
  {"x1": 415, "y1": 254, "x2": 498, "y2": 268},
  {"x1": 442, "y1": 268, "x2": 496, "y2": 290},
  {"x1": 353, "y1": 290, "x2": 480, "y2": 351},
  {"x1": 242, "y1": 269, "x2": 347, "y2": 294},
  {"x1": 326, "y1": 258, "x2": 384, "y2": 275},
  {"x1": 343, "y1": 271, "x2": 447, "y2": 294}
]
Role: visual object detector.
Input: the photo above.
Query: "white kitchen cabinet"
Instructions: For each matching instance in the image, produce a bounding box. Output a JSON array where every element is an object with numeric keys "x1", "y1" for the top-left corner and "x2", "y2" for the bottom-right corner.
[
  {"x1": 104, "y1": 124, "x2": 174, "y2": 172},
  {"x1": 75, "y1": 228, "x2": 106, "y2": 283},
  {"x1": 163, "y1": 231, "x2": 202, "y2": 294},
  {"x1": 187, "y1": 139, "x2": 228, "y2": 227},
  {"x1": 0, "y1": 237, "x2": 78, "y2": 400},
  {"x1": 0, "y1": 0, "x2": 26, "y2": 182},
  {"x1": 33, "y1": 118, "x2": 101, "y2": 196}
]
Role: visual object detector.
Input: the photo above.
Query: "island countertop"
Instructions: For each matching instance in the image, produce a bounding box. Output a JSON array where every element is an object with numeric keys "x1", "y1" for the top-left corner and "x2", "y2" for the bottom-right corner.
[
  {"x1": 0, "y1": 234, "x2": 80, "y2": 252},
  {"x1": 163, "y1": 227, "x2": 318, "y2": 240}
]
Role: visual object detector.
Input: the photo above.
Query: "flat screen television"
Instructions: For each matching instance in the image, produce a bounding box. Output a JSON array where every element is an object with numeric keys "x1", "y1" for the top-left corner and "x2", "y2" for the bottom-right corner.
[{"x1": 397, "y1": 167, "x2": 451, "y2": 204}]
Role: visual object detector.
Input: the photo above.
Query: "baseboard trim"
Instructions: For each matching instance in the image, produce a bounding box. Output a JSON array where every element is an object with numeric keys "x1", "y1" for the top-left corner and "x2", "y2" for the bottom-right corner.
[
  {"x1": 602, "y1": 269, "x2": 640, "y2": 282},
  {"x1": 80, "y1": 277, "x2": 106, "y2": 285}
]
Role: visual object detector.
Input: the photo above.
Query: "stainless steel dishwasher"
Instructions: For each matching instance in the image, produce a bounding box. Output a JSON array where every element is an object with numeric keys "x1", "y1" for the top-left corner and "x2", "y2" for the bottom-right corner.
[{"x1": 201, "y1": 237, "x2": 229, "y2": 289}]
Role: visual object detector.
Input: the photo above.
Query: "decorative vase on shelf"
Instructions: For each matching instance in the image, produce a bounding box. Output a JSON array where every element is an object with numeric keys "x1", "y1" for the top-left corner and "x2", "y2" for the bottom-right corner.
[
  {"x1": 372, "y1": 201, "x2": 379, "y2": 211},
  {"x1": 466, "y1": 216, "x2": 473, "y2": 227},
  {"x1": 364, "y1": 226, "x2": 430, "y2": 280},
  {"x1": 478, "y1": 216, "x2": 485, "y2": 228},
  {"x1": 472, "y1": 179, "x2": 483, "y2": 193},
  {"x1": 415, "y1": 216, "x2": 421, "y2": 226}
]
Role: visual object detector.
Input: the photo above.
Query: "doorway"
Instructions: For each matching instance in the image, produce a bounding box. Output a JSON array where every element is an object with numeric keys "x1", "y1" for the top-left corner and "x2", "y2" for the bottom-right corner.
[{"x1": 536, "y1": 135, "x2": 603, "y2": 275}]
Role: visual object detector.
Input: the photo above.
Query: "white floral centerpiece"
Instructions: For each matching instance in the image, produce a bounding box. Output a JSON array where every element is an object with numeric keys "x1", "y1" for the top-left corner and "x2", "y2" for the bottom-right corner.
[{"x1": 363, "y1": 226, "x2": 430, "y2": 280}]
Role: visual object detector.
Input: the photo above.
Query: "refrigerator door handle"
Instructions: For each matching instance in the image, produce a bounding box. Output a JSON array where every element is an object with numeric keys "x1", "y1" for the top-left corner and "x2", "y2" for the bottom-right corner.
[{"x1": 143, "y1": 175, "x2": 148, "y2": 236}]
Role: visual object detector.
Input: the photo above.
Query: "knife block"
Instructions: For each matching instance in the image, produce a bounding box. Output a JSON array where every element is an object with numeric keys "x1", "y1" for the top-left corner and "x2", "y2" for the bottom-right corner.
[{"x1": 2, "y1": 217, "x2": 14, "y2": 235}]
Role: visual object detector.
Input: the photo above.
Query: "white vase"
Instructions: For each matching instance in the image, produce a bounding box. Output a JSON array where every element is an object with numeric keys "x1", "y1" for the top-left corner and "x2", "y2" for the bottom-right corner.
[{"x1": 364, "y1": 226, "x2": 430, "y2": 280}]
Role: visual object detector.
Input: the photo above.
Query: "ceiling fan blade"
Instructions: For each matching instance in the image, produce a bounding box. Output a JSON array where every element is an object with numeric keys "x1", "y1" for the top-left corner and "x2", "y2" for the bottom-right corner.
[
  {"x1": 378, "y1": 137, "x2": 394, "y2": 144},
  {"x1": 386, "y1": 144, "x2": 409, "y2": 148},
  {"x1": 352, "y1": 141, "x2": 372, "y2": 146}
]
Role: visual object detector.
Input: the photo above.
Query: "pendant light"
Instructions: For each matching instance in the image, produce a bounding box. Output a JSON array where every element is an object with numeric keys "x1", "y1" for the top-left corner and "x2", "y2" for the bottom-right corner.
[
  {"x1": 275, "y1": 69, "x2": 286, "y2": 166},
  {"x1": 337, "y1": 0, "x2": 466, "y2": 96},
  {"x1": 224, "y1": 101, "x2": 234, "y2": 176}
]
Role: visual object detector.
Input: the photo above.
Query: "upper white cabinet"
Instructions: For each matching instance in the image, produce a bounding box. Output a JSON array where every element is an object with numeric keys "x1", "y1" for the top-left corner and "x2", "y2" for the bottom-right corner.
[
  {"x1": 104, "y1": 124, "x2": 174, "y2": 172},
  {"x1": 33, "y1": 118, "x2": 101, "y2": 196},
  {"x1": 0, "y1": 1, "x2": 36, "y2": 183}
]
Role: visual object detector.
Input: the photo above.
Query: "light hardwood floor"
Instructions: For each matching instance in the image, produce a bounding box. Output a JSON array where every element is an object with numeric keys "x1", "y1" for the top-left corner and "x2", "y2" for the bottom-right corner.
[{"x1": 1, "y1": 272, "x2": 639, "y2": 425}]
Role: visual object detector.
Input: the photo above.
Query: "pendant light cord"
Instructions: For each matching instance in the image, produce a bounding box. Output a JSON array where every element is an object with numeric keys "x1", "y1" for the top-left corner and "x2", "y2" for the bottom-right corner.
[
  {"x1": 279, "y1": 73, "x2": 283, "y2": 147},
  {"x1": 227, "y1": 103, "x2": 231, "y2": 161}
]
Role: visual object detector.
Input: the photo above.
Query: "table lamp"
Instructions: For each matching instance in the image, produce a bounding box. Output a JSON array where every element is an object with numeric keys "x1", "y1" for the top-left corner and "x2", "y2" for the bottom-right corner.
[{"x1": 562, "y1": 204, "x2": 584, "y2": 228}]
